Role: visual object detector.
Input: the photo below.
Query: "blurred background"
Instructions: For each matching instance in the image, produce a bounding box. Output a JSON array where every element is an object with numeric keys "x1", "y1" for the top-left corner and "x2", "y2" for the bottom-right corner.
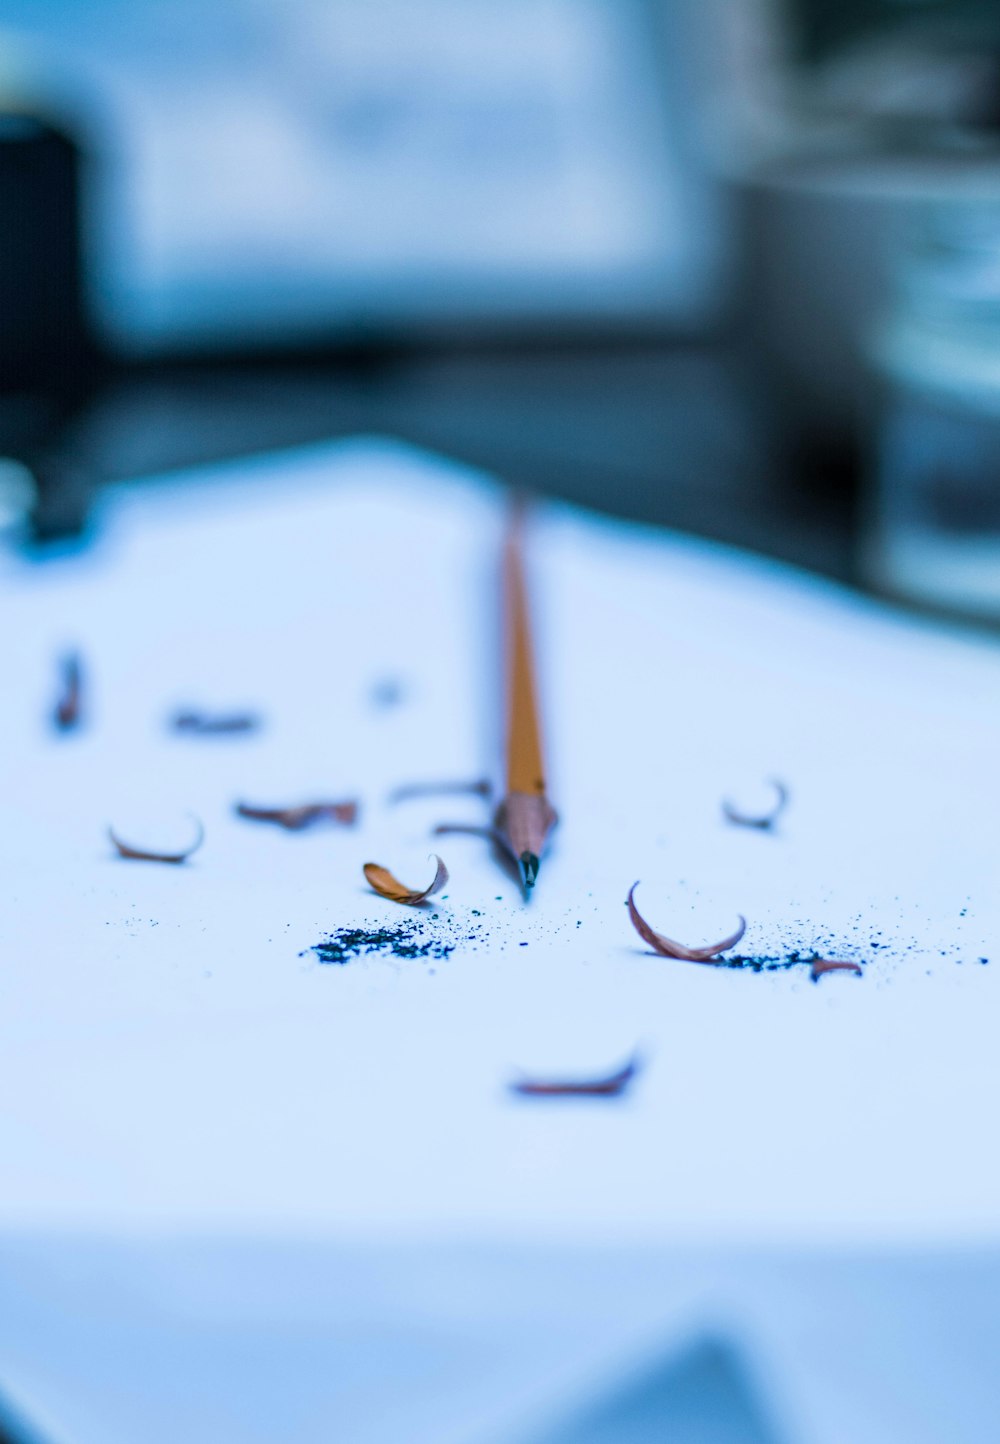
[{"x1": 1, "y1": 0, "x2": 1000, "y2": 618}]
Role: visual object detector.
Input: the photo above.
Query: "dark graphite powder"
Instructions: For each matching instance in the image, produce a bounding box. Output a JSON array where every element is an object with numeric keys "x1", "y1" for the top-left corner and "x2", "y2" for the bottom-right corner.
[
  {"x1": 303, "y1": 907, "x2": 498, "y2": 966},
  {"x1": 721, "y1": 950, "x2": 846, "y2": 975},
  {"x1": 308, "y1": 922, "x2": 456, "y2": 965}
]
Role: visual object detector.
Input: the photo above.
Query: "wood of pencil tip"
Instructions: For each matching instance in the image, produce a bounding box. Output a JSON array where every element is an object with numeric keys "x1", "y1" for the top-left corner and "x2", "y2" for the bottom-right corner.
[{"x1": 493, "y1": 496, "x2": 557, "y2": 890}]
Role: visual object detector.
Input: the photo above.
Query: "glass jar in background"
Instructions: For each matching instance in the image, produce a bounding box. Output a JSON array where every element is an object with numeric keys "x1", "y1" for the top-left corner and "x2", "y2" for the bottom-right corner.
[{"x1": 868, "y1": 200, "x2": 1000, "y2": 623}]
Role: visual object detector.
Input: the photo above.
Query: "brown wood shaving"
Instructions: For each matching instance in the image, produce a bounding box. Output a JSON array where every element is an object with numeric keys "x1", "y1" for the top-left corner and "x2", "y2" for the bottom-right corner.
[
  {"x1": 811, "y1": 959, "x2": 863, "y2": 982},
  {"x1": 510, "y1": 1055, "x2": 640, "y2": 1098},
  {"x1": 363, "y1": 855, "x2": 449, "y2": 905},
  {"x1": 627, "y1": 883, "x2": 746, "y2": 961},
  {"x1": 389, "y1": 778, "x2": 492, "y2": 804},
  {"x1": 108, "y1": 817, "x2": 204, "y2": 864},
  {"x1": 172, "y1": 711, "x2": 260, "y2": 735},
  {"x1": 53, "y1": 652, "x2": 83, "y2": 732},
  {"x1": 235, "y1": 800, "x2": 358, "y2": 831},
  {"x1": 722, "y1": 779, "x2": 789, "y2": 830}
]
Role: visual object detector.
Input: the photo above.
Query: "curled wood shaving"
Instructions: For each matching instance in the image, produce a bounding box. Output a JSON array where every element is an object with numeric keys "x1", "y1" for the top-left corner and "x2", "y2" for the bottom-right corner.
[
  {"x1": 172, "y1": 710, "x2": 260, "y2": 735},
  {"x1": 53, "y1": 652, "x2": 83, "y2": 732},
  {"x1": 389, "y1": 778, "x2": 492, "y2": 804},
  {"x1": 235, "y1": 800, "x2": 358, "y2": 831},
  {"x1": 627, "y1": 883, "x2": 746, "y2": 962},
  {"x1": 722, "y1": 779, "x2": 788, "y2": 830},
  {"x1": 363, "y1": 854, "x2": 449, "y2": 905},
  {"x1": 108, "y1": 816, "x2": 204, "y2": 864},
  {"x1": 811, "y1": 959, "x2": 863, "y2": 982},
  {"x1": 510, "y1": 1054, "x2": 640, "y2": 1098}
]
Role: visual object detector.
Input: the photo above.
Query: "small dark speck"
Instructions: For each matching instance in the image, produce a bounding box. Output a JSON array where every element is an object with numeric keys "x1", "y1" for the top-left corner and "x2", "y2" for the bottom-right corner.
[
  {"x1": 980, "y1": 957, "x2": 989, "y2": 965},
  {"x1": 519, "y1": 942, "x2": 528, "y2": 947},
  {"x1": 495, "y1": 896, "x2": 502, "y2": 900}
]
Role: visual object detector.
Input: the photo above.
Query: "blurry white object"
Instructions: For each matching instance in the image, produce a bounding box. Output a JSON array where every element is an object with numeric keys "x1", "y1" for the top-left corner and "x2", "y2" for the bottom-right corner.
[
  {"x1": 4, "y1": 0, "x2": 725, "y2": 349},
  {"x1": 0, "y1": 437, "x2": 999, "y2": 1440},
  {"x1": 738, "y1": 152, "x2": 1000, "y2": 435},
  {"x1": 706, "y1": 0, "x2": 1000, "y2": 431},
  {"x1": 869, "y1": 199, "x2": 1000, "y2": 619}
]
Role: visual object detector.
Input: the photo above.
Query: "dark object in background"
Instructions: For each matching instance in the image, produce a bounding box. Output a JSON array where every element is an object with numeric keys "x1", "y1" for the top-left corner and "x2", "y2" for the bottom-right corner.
[
  {"x1": 0, "y1": 114, "x2": 93, "y2": 392},
  {"x1": 0, "y1": 111, "x2": 103, "y2": 543},
  {"x1": 788, "y1": 0, "x2": 1000, "y2": 66}
]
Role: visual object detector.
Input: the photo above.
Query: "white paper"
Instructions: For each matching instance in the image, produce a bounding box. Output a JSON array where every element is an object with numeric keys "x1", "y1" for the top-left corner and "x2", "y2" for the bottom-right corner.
[
  {"x1": 1, "y1": 436, "x2": 999, "y2": 1245},
  {"x1": 1, "y1": 437, "x2": 1000, "y2": 1443}
]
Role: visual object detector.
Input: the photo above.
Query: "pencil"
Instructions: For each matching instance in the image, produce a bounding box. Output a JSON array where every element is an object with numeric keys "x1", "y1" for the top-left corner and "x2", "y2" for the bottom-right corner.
[{"x1": 493, "y1": 500, "x2": 557, "y2": 889}]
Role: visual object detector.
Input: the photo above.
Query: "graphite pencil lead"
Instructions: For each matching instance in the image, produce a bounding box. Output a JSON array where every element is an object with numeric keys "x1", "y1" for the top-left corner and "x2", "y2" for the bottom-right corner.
[{"x1": 519, "y1": 852, "x2": 540, "y2": 889}]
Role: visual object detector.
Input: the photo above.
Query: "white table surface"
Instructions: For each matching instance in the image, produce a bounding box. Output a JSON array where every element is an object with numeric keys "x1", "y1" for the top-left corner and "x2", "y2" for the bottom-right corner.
[{"x1": 1, "y1": 438, "x2": 998, "y2": 1443}]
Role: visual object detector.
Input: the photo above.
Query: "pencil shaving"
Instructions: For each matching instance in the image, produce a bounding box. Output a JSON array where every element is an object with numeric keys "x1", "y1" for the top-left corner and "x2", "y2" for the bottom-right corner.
[
  {"x1": 108, "y1": 817, "x2": 204, "y2": 864},
  {"x1": 811, "y1": 959, "x2": 863, "y2": 982},
  {"x1": 510, "y1": 1055, "x2": 639, "y2": 1098},
  {"x1": 364, "y1": 855, "x2": 449, "y2": 905},
  {"x1": 235, "y1": 800, "x2": 358, "y2": 830},
  {"x1": 627, "y1": 883, "x2": 745, "y2": 961},
  {"x1": 389, "y1": 778, "x2": 492, "y2": 804},
  {"x1": 172, "y1": 710, "x2": 260, "y2": 735},
  {"x1": 53, "y1": 652, "x2": 83, "y2": 732},
  {"x1": 722, "y1": 779, "x2": 788, "y2": 830}
]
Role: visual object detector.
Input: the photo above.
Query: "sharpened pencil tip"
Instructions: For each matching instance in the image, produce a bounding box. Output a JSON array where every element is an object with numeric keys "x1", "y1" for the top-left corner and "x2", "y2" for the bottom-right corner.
[{"x1": 518, "y1": 852, "x2": 540, "y2": 889}]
